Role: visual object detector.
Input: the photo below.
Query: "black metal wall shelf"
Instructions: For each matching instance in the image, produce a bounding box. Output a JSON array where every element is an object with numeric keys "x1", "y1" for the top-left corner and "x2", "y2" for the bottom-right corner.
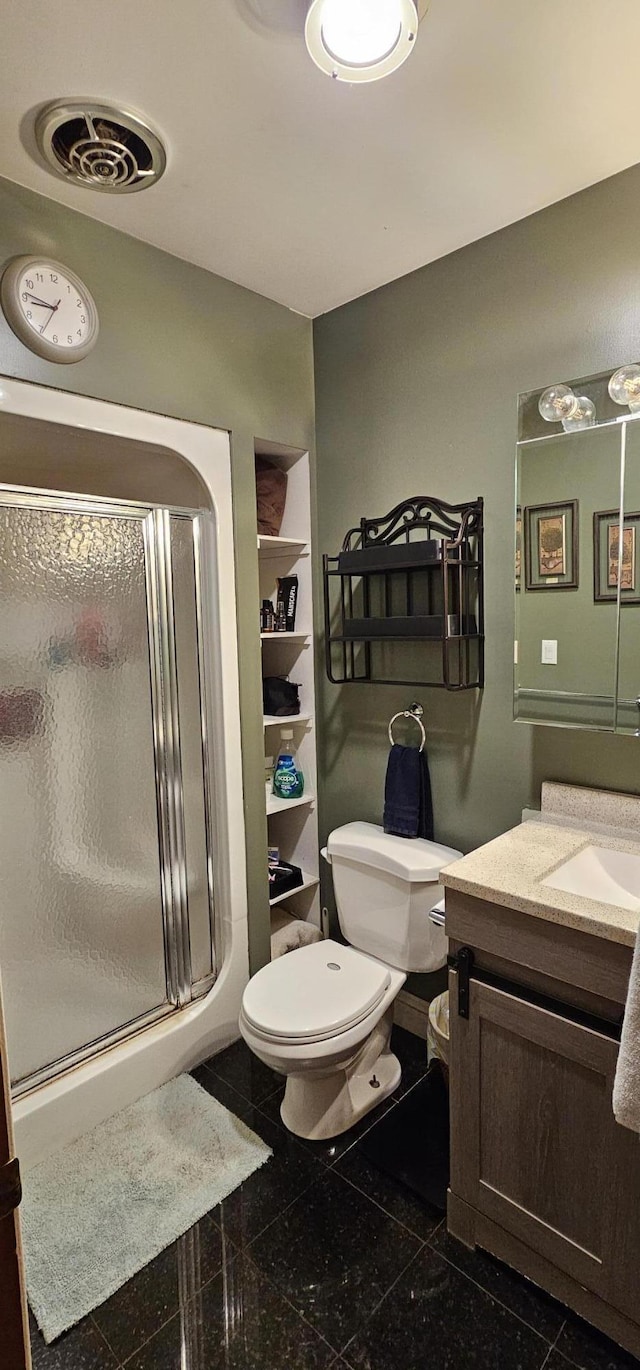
[{"x1": 323, "y1": 494, "x2": 484, "y2": 689}]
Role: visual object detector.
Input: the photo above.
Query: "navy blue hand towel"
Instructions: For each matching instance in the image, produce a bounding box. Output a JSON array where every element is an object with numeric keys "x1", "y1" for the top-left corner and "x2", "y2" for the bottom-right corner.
[
  {"x1": 418, "y1": 747, "x2": 434, "y2": 841},
  {"x1": 383, "y1": 743, "x2": 434, "y2": 840}
]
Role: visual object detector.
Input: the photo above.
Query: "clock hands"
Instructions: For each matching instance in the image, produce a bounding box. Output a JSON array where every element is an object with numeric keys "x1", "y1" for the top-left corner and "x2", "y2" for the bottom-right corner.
[
  {"x1": 39, "y1": 299, "x2": 61, "y2": 336},
  {"x1": 24, "y1": 292, "x2": 62, "y2": 335},
  {"x1": 25, "y1": 292, "x2": 57, "y2": 310}
]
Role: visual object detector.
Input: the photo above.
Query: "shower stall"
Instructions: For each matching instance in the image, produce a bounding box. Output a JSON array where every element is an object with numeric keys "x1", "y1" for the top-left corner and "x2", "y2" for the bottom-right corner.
[{"x1": 0, "y1": 379, "x2": 248, "y2": 1167}]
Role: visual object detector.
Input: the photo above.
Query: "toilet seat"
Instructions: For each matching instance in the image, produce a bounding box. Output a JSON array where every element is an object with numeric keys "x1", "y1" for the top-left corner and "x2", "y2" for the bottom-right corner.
[{"x1": 241, "y1": 938, "x2": 391, "y2": 1045}]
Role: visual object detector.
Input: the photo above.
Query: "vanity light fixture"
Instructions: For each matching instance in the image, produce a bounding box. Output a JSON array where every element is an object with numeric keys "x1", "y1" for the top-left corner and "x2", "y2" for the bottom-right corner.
[
  {"x1": 304, "y1": 0, "x2": 425, "y2": 83},
  {"x1": 538, "y1": 384, "x2": 579, "y2": 424},
  {"x1": 608, "y1": 364, "x2": 640, "y2": 414},
  {"x1": 538, "y1": 384, "x2": 595, "y2": 431},
  {"x1": 559, "y1": 396, "x2": 596, "y2": 432}
]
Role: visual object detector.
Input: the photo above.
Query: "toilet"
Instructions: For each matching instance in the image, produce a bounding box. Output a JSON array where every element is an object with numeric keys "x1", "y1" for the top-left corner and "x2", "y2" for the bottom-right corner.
[{"x1": 239, "y1": 821, "x2": 461, "y2": 1140}]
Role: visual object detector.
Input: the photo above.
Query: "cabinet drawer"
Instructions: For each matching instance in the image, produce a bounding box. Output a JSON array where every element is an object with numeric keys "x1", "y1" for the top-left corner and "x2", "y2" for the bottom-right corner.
[{"x1": 449, "y1": 970, "x2": 640, "y2": 1318}]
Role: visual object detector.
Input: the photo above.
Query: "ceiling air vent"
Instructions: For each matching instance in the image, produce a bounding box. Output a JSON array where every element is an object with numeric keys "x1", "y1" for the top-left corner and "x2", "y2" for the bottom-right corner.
[{"x1": 34, "y1": 102, "x2": 166, "y2": 193}]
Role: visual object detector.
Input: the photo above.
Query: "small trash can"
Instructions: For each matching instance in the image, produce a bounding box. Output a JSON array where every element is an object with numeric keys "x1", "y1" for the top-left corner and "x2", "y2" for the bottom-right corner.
[{"x1": 427, "y1": 990, "x2": 450, "y2": 1075}]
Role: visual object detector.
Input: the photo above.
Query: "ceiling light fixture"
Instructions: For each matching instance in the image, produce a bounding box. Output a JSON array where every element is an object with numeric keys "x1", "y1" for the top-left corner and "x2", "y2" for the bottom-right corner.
[{"x1": 305, "y1": 0, "x2": 422, "y2": 83}]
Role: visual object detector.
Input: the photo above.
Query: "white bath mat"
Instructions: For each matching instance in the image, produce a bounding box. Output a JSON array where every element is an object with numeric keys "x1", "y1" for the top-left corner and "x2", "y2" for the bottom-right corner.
[{"x1": 22, "y1": 1073, "x2": 272, "y2": 1344}]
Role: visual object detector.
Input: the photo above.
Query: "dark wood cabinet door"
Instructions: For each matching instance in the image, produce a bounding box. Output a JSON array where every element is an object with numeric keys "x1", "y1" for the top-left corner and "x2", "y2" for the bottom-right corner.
[
  {"x1": 449, "y1": 969, "x2": 640, "y2": 1320},
  {"x1": 0, "y1": 986, "x2": 30, "y2": 1369}
]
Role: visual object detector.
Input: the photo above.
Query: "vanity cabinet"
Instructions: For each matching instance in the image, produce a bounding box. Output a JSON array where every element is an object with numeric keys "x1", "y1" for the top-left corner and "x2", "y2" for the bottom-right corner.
[{"x1": 446, "y1": 889, "x2": 640, "y2": 1359}]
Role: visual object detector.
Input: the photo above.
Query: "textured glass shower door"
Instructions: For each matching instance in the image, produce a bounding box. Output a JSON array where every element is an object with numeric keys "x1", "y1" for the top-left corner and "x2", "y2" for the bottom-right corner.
[{"x1": 0, "y1": 489, "x2": 217, "y2": 1093}]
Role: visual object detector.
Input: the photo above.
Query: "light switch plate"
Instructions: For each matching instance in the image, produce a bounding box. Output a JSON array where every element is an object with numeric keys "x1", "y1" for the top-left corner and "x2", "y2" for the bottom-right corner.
[{"x1": 541, "y1": 639, "x2": 558, "y2": 665}]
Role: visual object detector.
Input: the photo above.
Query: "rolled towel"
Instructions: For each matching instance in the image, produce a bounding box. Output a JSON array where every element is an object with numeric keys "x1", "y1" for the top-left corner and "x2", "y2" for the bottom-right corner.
[
  {"x1": 270, "y1": 916, "x2": 323, "y2": 959},
  {"x1": 613, "y1": 925, "x2": 640, "y2": 1132}
]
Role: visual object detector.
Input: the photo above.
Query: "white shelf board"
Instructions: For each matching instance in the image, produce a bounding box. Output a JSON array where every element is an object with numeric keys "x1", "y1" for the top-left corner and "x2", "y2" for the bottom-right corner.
[
  {"x1": 257, "y1": 535, "x2": 308, "y2": 557},
  {"x1": 260, "y1": 631, "x2": 310, "y2": 642},
  {"x1": 269, "y1": 874, "x2": 319, "y2": 907},
  {"x1": 267, "y1": 792, "x2": 315, "y2": 816},
  {"x1": 263, "y1": 713, "x2": 312, "y2": 727}
]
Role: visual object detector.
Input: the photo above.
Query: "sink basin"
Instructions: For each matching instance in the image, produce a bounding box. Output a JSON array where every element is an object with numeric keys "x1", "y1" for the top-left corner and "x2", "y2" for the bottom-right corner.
[{"x1": 542, "y1": 844, "x2": 640, "y2": 912}]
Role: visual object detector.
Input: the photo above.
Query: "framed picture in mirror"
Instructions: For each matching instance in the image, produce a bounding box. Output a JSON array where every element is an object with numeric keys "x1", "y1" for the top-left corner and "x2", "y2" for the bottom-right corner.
[
  {"x1": 593, "y1": 509, "x2": 640, "y2": 604},
  {"x1": 524, "y1": 500, "x2": 579, "y2": 591}
]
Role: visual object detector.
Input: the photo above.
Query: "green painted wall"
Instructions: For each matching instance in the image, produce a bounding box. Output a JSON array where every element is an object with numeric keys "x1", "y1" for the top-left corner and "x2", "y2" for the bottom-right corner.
[
  {"x1": 0, "y1": 176, "x2": 315, "y2": 974},
  {"x1": 313, "y1": 163, "x2": 640, "y2": 997},
  {"x1": 6, "y1": 162, "x2": 640, "y2": 1003}
]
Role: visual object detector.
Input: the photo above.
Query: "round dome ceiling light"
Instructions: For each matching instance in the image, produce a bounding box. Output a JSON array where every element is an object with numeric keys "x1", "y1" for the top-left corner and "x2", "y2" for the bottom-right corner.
[{"x1": 305, "y1": 0, "x2": 423, "y2": 83}]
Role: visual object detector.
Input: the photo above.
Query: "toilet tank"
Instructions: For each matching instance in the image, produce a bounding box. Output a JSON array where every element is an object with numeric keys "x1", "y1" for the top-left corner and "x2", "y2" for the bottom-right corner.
[{"x1": 325, "y1": 822, "x2": 462, "y2": 973}]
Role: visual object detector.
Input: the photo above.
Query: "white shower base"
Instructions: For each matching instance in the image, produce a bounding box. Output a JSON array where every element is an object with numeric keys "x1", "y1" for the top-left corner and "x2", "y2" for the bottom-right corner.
[
  {"x1": 0, "y1": 378, "x2": 250, "y2": 1168},
  {"x1": 13, "y1": 920, "x2": 249, "y2": 1169}
]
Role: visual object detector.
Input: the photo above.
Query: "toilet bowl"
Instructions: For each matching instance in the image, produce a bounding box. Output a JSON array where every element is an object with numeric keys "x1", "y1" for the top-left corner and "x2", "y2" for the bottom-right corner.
[
  {"x1": 240, "y1": 938, "x2": 405, "y2": 1139},
  {"x1": 239, "y1": 822, "x2": 461, "y2": 1140}
]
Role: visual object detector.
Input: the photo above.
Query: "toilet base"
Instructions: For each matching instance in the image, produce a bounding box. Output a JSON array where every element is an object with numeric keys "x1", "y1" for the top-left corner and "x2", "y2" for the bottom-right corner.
[{"x1": 279, "y1": 1006, "x2": 401, "y2": 1140}]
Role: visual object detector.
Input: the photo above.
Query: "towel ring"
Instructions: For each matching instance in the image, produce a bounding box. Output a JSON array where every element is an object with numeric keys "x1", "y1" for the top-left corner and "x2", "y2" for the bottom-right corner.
[{"x1": 388, "y1": 707, "x2": 426, "y2": 753}]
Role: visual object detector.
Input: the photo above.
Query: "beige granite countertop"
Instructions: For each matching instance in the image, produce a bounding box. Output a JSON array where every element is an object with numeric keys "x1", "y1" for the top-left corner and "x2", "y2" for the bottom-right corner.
[{"x1": 441, "y1": 820, "x2": 640, "y2": 948}]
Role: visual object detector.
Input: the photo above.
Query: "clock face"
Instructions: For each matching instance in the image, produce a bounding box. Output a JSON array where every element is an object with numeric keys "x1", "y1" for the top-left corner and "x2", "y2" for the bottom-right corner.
[
  {"x1": 18, "y1": 263, "x2": 92, "y2": 350},
  {"x1": 0, "y1": 256, "x2": 99, "y2": 363}
]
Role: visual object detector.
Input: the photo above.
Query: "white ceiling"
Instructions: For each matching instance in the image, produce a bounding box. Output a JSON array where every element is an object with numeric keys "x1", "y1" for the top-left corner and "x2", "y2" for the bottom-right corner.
[{"x1": 1, "y1": 0, "x2": 640, "y2": 317}]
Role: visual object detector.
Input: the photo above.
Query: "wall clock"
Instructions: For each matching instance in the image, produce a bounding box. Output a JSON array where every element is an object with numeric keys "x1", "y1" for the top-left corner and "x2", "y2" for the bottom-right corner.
[{"x1": 0, "y1": 255, "x2": 99, "y2": 364}]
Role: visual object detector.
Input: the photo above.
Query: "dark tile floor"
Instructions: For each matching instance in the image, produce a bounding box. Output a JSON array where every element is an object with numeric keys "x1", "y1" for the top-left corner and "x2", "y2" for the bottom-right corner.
[{"x1": 28, "y1": 1027, "x2": 640, "y2": 1370}]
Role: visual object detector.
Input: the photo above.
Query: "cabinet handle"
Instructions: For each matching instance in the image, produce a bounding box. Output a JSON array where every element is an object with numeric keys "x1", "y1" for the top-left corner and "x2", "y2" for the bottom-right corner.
[{"x1": 448, "y1": 946, "x2": 474, "y2": 1019}]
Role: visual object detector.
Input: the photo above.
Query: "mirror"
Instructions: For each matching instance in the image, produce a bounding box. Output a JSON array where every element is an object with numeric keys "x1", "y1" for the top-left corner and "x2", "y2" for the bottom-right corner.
[
  {"x1": 515, "y1": 367, "x2": 640, "y2": 734},
  {"x1": 617, "y1": 418, "x2": 640, "y2": 733}
]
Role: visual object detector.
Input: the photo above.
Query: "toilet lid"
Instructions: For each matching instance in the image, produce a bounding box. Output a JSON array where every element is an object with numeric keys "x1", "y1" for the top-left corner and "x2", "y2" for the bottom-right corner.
[{"x1": 242, "y1": 939, "x2": 391, "y2": 1042}]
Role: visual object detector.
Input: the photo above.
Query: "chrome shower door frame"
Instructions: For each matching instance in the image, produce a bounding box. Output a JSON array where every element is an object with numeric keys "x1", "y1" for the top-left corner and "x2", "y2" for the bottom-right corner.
[{"x1": 144, "y1": 506, "x2": 193, "y2": 1008}]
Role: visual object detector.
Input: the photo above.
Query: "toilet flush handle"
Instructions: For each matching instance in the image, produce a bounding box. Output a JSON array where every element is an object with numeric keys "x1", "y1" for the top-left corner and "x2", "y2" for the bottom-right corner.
[
  {"x1": 321, "y1": 846, "x2": 331, "y2": 865},
  {"x1": 429, "y1": 898, "x2": 446, "y2": 928}
]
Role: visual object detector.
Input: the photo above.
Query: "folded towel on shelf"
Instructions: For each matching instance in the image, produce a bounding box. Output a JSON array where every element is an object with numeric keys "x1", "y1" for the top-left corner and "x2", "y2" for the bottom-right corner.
[
  {"x1": 270, "y1": 915, "x2": 323, "y2": 959},
  {"x1": 613, "y1": 928, "x2": 640, "y2": 1133},
  {"x1": 383, "y1": 743, "x2": 434, "y2": 840}
]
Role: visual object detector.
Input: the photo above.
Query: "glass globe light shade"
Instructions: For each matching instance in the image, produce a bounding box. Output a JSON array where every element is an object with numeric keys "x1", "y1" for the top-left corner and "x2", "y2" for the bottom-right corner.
[
  {"x1": 538, "y1": 384, "x2": 579, "y2": 424},
  {"x1": 608, "y1": 364, "x2": 640, "y2": 410},
  {"x1": 561, "y1": 396, "x2": 596, "y2": 432},
  {"x1": 320, "y1": 0, "x2": 403, "y2": 64},
  {"x1": 305, "y1": 0, "x2": 420, "y2": 82}
]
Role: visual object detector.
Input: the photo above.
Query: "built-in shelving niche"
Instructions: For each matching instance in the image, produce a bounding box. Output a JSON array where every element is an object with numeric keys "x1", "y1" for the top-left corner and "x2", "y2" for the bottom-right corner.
[
  {"x1": 255, "y1": 440, "x2": 320, "y2": 955},
  {"x1": 323, "y1": 494, "x2": 484, "y2": 689}
]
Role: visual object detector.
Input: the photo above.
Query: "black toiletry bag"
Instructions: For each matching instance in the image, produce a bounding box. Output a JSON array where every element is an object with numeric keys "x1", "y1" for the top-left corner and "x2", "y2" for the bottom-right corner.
[
  {"x1": 262, "y1": 676, "x2": 300, "y2": 717},
  {"x1": 269, "y1": 861, "x2": 303, "y2": 900}
]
